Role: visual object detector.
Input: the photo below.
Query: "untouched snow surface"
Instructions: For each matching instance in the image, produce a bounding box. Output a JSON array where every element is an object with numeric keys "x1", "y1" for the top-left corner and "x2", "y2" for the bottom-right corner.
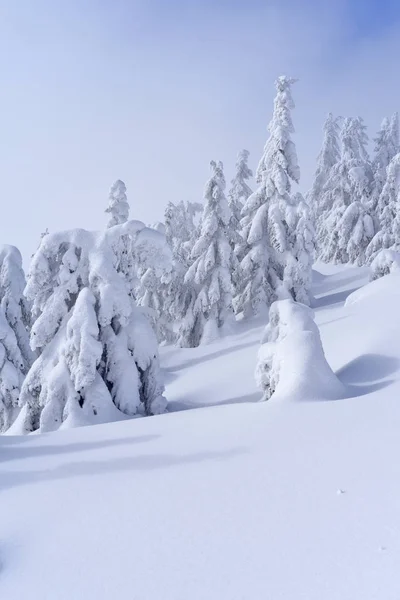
[{"x1": 2, "y1": 264, "x2": 400, "y2": 599}]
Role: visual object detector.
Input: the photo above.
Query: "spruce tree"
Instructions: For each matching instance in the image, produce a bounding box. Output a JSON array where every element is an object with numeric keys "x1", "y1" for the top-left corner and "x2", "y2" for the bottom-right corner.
[
  {"x1": 179, "y1": 161, "x2": 235, "y2": 347},
  {"x1": 235, "y1": 76, "x2": 310, "y2": 317}
]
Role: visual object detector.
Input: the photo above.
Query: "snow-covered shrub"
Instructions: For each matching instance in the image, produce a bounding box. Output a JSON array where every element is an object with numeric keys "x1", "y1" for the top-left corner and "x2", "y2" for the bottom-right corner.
[
  {"x1": 370, "y1": 249, "x2": 400, "y2": 281},
  {"x1": 105, "y1": 179, "x2": 129, "y2": 227},
  {"x1": 0, "y1": 245, "x2": 33, "y2": 432},
  {"x1": 15, "y1": 222, "x2": 172, "y2": 434},
  {"x1": 255, "y1": 299, "x2": 344, "y2": 402},
  {"x1": 179, "y1": 160, "x2": 235, "y2": 347}
]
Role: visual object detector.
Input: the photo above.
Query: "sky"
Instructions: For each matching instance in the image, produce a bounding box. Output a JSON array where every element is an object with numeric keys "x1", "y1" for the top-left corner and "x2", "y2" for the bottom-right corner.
[{"x1": 1, "y1": 0, "x2": 400, "y2": 262}]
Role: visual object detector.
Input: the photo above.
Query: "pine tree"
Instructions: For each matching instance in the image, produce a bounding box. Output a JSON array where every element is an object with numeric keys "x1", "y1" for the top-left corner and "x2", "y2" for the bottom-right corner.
[
  {"x1": 179, "y1": 161, "x2": 235, "y2": 347},
  {"x1": 0, "y1": 246, "x2": 33, "y2": 432},
  {"x1": 16, "y1": 222, "x2": 171, "y2": 433},
  {"x1": 307, "y1": 113, "x2": 341, "y2": 251},
  {"x1": 320, "y1": 117, "x2": 374, "y2": 264},
  {"x1": 235, "y1": 76, "x2": 310, "y2": 317},
  {"x1": 105, "y1": 179, "x2": 129, "y2": 227}
]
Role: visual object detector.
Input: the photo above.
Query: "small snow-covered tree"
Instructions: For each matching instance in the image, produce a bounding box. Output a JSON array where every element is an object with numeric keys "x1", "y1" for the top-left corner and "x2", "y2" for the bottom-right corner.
[
  {"x1": 256, "y1": 299, "x2": 344, "y2": 401},
  {"x1": 320, "y1": 117, "x2": 374, "y2": 264},
  {"x1": 16, "y1": 222, "x2": 171, "y2": 434},
  {"x1": 370, "y1": 249, "x2": 400, "y2": 280},
  {"x1": 105, "y1": 179, "x2": 129, "y2": 227},
  {"x1": 284, "y1": 194, "x2": 315, "y2": 305},
  {"x1": 307, "y1": 113, "x2": 341, "y2": 250},
  {"x1": 0, "y1": 246, "x2": 33, "y2": 432},
  {"x1": 235, "y1": 76, "x2": 310, "y2": 317},
  {"x1": 179, "y1": 160, "x2": 235, "y2": 347}
]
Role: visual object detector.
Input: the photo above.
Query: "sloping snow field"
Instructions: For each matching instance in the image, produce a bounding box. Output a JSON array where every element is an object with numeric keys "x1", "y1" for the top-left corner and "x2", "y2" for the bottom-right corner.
[{"x1": 2, "y1": 265, "x2": 400, "y2": 599}]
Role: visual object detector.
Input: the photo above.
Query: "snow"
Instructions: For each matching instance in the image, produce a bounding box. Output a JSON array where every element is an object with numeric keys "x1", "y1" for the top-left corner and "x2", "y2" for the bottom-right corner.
[{"x1": 2, "y1": 263, "x2": 400, "y2": 599}]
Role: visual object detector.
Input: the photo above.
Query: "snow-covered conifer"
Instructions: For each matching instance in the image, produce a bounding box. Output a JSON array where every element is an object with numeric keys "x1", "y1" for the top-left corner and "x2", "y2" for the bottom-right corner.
[
  {"x1": 284, "y1": 194, "x2": 315, "y2": 305},
  {"x1": 228, "y1": 150, "x2": 253, "y2": 248},
  {"x1": 16, "y1": 222, "x2": 171, "y2": 433},
  {"x1": 320, "y1": 117, "x2": 374, "y2": 264},
  {"x1": 307, "y1": 113, "x2": 341, "y2": 249},
  {"x1": 370, "y1": 249, "x2": 400, "y2": 280},
  {"x1": 179, "y1": 161, "x2": 235, "y2": 347},
  {"x1": 105, "y1": 179, "x2": 129, "y2": 227},
  {"x1": 0, "y1": 246, "x2": 33, "y2": 431},
  {"x1": 255, "y1": 299, "x2": 344, "y2": 401},
  {"x1": 370, "y1": 113, "x2": 400, "y2": 220},
  {"x1": 235, "y1": 76, "x2": 310, "y2": 317}
]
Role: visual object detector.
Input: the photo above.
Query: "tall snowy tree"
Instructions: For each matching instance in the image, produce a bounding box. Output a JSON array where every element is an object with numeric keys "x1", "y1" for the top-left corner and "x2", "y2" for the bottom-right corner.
[
  {"x1": 228, "y1": 150, "x2": 253, "y2": 247},
  {"x1": 15, "y1": 222, "x2": 171, "y2": 434},
  {"x1": 0, "y1": 246, "x2": 33, "y2": 432},
  {"x1": 307, "y1": 113, "x2": 341, "y2": 251},
  {"x1": 370, "y1": 113, "x2": 399, "y2": 221},
  {"x1": 105, "y1": 179, "x2": 129, "y2": 227},
  {"x1": 367, "y1": 153, "x2": 400, "y2": 259},
  {"x1": 179, "y1": 161, "x2": 235, "y2": 347},
  {"x1": 234, "y1": 76, "x2": 311, "y2": 317},
  {"x1": 320, "y1": 117, "x2": 374, "y2": 265}
]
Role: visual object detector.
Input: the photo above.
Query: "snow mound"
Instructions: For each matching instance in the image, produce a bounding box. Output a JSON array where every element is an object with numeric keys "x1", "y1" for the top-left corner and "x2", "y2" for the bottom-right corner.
[
  {"x1": 256, "y1": 299, "x2": 345, "y2": 401},
  {"x1": 345, "y1": 268, "x2": 400, "y2": 308}
]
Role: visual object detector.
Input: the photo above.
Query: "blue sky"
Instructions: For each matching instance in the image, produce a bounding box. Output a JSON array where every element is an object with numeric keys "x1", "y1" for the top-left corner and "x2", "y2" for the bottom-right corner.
[{"x1": 0, "y1": 0, "x2": 400, "y2": 261}]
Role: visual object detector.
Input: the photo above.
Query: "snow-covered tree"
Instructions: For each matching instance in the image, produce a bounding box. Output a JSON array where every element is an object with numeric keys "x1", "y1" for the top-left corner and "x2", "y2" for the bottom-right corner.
[
  {"x1": 179, "y1": 161, "x2": 235, "y2": 347},
  {"x1": 105, "y1": 179, "x2": 129, "y2": 227},
  {"x1": 0, "y1": 246, "x2": 33, "y2": 432},
  {"x1": 15, "y1": 222, "x2": 171, "y2": 434},
  {"x1": 164, "y1": 200, "x2": 202, "y2": 266},
  {"x1": 284, "y1": 194, "x2": 315, "y2": 305},
  {"x1": 370, "y1": 113, "x2": 399, "y2": 221},
  {"x1": 367, "y1": 152, "x2": 400, "y2": 260},
  {"x1": 255, "y1": 299, "x2": 344, "y2": 402},
  {"x1": 320, "y1": 117, "x2": 374, "y2": 264},
  {"x1": 235, "y1": 76, "x2": 311, "y2": 317},
  {"x1": 307, "y1": 113, "x2": 341, "y2": 249},
  {"x1": 228, "y1": 150, "x2": 253, "y2": 250},
  {"x1": 370, "y1": 249, "x2": 400, "y2": 281}
]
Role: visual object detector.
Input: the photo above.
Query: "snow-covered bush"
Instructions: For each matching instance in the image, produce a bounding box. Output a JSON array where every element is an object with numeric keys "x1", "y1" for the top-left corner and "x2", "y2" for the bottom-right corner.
[
  {"x1": 235, "y1": 76, "x2": 312, "y2": 317},
  {"x1": 370, "y1": 249, "x2": 400, "y2": 281},
  {"x1": 255, "y1": 299, "x2": 345, "y2": 402},
  {"x1": 15, "y1": 222, "x2": 172, "y2": 434},
  {"x1": 0, "y1": 245, "x2": 33, "y2": 431},
  {"x1": 105, "y1": 179, "x2": 129, "y2": 227},
  {"x1": 179, "y1": 160, "x2": 235, "y2": 347}
]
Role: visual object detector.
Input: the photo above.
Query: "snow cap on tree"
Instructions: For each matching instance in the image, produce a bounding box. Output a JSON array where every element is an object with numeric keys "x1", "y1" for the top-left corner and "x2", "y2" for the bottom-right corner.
[{"x1": 105, "y1": 180, "x2": 129, "y2": 228}]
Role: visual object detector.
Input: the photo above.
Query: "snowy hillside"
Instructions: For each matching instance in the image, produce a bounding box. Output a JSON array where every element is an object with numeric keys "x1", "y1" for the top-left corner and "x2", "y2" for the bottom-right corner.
[{"x1": 2, "y1": 265, "x2": 400, "y2": 600}]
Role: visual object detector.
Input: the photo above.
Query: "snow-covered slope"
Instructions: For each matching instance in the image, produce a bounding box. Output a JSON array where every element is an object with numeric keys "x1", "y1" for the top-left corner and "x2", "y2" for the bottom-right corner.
[{"x1": 2, "y1": 265, "x2": 400, "y2": 600}]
